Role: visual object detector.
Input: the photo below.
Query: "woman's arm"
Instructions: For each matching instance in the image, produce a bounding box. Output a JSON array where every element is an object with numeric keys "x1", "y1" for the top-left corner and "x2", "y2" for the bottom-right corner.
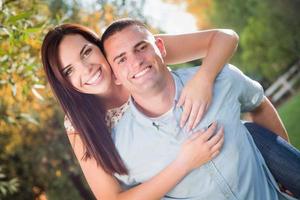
[
  {"x1": 157, "y1": 29, "x2": 239, "y2": 131},
  {"x1": 66, "y1": 123, "x2": 224, "y2": 200}
]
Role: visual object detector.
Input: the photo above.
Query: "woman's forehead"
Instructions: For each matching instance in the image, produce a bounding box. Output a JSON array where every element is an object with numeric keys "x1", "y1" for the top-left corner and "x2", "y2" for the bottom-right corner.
[{"x1": 58, "y1": 35, "x2": 88, "y2": 67}]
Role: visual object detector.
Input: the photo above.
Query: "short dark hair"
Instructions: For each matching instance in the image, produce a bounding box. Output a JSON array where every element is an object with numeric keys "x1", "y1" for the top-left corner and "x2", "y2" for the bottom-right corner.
[{"x1": 101, "y1": 18, "x2": 148, "y2": 55}]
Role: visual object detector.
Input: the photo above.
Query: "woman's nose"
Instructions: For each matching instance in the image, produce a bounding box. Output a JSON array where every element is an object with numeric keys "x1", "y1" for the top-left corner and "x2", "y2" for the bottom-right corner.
[{"x1": 81, "y1": 60, "x2": 93, "y2": 75}]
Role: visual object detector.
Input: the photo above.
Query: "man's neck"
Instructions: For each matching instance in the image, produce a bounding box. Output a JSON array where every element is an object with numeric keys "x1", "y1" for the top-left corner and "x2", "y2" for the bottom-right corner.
[{"x1": 132, "y1": 73, "x2": 175, "y2": 118}]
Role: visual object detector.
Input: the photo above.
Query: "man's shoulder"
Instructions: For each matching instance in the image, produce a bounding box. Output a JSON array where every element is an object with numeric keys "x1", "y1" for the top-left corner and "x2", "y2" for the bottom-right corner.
[
  {"x1": 171, "y1": 64, "x2": 241, "y2": 83},
  {"x1": 172, "y1": 66, "x2": 199, "y2": 76},
  {"x1": 171, "y1": 66, "x2": 200, "y2": 83}
]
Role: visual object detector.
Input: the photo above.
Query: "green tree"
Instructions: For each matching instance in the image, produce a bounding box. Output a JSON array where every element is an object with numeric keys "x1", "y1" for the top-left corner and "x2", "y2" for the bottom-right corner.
[
  {"x1": 166, "y1": 0, "x2": 300, "y2": 82},
  {"x1": 209, "y1": 0, "x2": 300, "y2": 82},
  {"x1": 0, "y1": 0, "x2": 152, "y2": 199}
]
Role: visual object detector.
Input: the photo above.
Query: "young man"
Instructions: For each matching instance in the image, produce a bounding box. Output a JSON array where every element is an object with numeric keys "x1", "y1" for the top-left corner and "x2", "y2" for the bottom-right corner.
[{"x1": 101, "y1": 18, "x2": 298, "y2": 199}]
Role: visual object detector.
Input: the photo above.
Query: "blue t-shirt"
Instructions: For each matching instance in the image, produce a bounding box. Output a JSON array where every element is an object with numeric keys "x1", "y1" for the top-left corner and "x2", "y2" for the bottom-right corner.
[{"x1": 112, "y1": 64, "x2": 295, "y2": 200}]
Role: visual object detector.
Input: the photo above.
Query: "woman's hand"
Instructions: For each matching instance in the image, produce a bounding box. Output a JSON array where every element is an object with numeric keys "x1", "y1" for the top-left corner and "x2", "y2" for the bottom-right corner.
[
  {"x1": 175, "y1": 122, "x2": 224, "y2": 172},
  {"x1": 177, "y1": 73, "x2": 214, "y2": 132}
]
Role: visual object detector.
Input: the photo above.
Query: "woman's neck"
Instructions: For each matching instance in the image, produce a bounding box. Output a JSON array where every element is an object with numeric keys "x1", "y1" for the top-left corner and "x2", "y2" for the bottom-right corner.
[{"x1": 98, "y1": 84, "x2": 130, "y2": 110}]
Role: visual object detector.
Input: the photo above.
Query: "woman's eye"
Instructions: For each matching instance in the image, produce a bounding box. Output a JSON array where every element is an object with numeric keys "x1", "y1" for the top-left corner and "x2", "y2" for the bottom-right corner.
[
  {"x1": 82, "y1": 47, "x2": 92, "y2": 59},
  {"x1": 64, "y1": 67, "x2": 73, "y2": 77}
]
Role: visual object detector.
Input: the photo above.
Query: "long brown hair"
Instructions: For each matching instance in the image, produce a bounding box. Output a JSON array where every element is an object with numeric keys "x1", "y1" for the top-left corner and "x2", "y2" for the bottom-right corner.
[{"x1": 41, "y1": 24, "x2": 128, "y2": 175}]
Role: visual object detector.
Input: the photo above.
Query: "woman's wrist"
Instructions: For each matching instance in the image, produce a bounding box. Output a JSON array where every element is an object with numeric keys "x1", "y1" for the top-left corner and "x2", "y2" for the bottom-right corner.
[
  {"x1": 194, "y1": 67, "x2": 216, "y2": 85},
  {"x1": 172, "y1": 158, "x2": 191, "y2": 176}
]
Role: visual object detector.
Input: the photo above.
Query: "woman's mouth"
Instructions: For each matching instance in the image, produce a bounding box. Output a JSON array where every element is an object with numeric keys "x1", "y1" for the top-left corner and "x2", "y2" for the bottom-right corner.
[{"x1": 85, "y1": 69, "x2": 102, "y2": 85}]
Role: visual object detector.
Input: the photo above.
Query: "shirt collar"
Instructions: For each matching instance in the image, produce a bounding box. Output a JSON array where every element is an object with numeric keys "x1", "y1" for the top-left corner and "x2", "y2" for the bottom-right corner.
[{"x1": 129, "y1": 71, "x2": 184, "y2": 125}]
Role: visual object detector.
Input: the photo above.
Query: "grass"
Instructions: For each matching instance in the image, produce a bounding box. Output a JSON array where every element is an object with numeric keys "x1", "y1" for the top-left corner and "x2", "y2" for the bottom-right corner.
[{"x1": 278, "y1": 92, "x2": 300, "y2": 150}]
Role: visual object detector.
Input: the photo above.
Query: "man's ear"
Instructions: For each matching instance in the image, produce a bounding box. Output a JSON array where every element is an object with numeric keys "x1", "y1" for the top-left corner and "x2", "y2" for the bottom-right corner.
[{"x1": 155, "y1": 37, "x2": 167, "y2": 58}]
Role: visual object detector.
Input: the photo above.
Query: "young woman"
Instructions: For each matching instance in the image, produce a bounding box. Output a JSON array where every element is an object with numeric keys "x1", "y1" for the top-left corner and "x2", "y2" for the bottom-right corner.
[{"x1": 41, "y1": 24, "x2": 300, "y2": 199}]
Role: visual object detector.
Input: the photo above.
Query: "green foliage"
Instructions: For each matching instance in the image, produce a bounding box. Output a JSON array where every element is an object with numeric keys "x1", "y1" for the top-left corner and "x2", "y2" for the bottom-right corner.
[
  {"x1": 279, "y1": 91, "x2": 300, "y2": 150},
  {"x1": 0, "y1": 0, "x2": 150, "y2": 199},
  {"x1": 0, "y1": 166, "x2": 19, "y2": 198},
  {"x1": 207, "y1": 0, "x2": 300, "y2": 82}
]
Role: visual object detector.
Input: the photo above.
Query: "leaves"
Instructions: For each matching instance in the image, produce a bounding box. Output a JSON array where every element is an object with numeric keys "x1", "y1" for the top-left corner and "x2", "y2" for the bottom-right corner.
[
  {"x1": 0, "y1": 166, "x2": 19, "y2": 198},
  {"x1": 6, "y1": 11, "x2": 33, "y2": 23},
  {"x1": 0, "y1": 0, "x2": 150, "y2": 199},
  {"x1": 175, "y1": 0, "x2": 300, "y2": 82}
]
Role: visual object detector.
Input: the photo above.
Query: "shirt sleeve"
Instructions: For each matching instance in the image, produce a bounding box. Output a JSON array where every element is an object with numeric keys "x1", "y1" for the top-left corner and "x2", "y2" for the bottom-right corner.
[{"x1": 228, "y1": 64, "x2": 265, "y2": 112}]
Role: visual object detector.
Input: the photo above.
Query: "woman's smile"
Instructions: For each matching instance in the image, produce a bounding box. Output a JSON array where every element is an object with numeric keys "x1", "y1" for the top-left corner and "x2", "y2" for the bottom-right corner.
[{"x1": 85, "y1": 68, "x2": 103, "y2": 86}]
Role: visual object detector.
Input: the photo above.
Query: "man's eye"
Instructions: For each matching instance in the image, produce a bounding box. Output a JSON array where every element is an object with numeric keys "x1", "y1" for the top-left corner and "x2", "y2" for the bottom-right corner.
[
  {"x1": 82, "y1": 48, "x2": 92, "y2": 59},
  {"x1": 138, "y1": 44, "x2": 147, "y2": 51},
  {"x1": 64, "y1": 67, "x2": 73, "y2": 77},
  {"x1": 118, "y1": 57, "x2": 126, "y2": 64}
]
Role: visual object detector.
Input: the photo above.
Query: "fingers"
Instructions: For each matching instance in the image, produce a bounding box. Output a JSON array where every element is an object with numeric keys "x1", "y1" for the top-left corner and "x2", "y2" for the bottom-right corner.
[
  {"x1": 210, "y1": 150, "x2": 220, "y2": 159},
  {"x1": 176, "y1": 92, "x2": 186, "y2": 108},
  {"x1": 180, "y1": 101, "x2": 211, "y2": 131},
  {"x1": 200, "y1": 122, "x2": 218, "y2": 141},
  {"x1": 180, "y1": 99, "x2": 192, "y2": 128},
  {"x1": 207, "y1": 127, "x2": 224, "y2": 146},
  {"x1": 209, "y1": 127, "x2": 224, "y2": 152},
  {"x1": 187, "y1": 102, "x2": 201, "y2": 131},
  {"x1": 188, "y1": 129, "x2": 204, "y2": 141},
  {"x1": 191, "y1": 104, "x2": 206, "y2": 130}
]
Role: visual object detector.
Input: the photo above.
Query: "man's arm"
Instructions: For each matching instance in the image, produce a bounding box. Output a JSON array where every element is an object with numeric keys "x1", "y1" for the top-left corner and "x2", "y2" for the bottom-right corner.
[{"x1": 248, "y1": 96, "x2": 289, "y2": 142}]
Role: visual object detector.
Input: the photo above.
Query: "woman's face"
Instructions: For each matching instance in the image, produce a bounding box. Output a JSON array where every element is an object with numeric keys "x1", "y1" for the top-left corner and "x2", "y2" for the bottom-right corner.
[{"x1": 58, "y1": 34, "x2": 113, "y2": 95}]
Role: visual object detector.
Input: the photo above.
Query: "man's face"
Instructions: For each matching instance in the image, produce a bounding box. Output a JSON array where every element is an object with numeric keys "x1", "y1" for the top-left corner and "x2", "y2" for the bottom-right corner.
[{"x1": 103, "y1": 25, "x2": 167, "y2": 95}]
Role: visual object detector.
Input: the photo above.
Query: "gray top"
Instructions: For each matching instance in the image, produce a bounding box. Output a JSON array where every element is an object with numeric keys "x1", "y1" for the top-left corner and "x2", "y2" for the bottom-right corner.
[{"x1": 112, "y1": 64, "x2": 295, "y2": 200}]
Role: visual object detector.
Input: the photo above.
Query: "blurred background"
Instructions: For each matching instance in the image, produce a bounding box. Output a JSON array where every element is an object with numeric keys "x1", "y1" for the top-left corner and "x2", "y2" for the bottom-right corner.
[{"x1": 0, "y1": 0, "x2": 299, "y2": 199}]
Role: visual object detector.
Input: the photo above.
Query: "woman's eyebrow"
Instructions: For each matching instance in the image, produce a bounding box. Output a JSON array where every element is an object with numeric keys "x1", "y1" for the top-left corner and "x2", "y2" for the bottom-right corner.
[
  {"x1": 80, "y1": 44, "x2": 88, "y2": 57},
  {"x1": 61, "y1": 44, "x2": 89, "y2": 73},
  {"x1": 61, "y1": 64, "x2": 71, "y2": 74}
]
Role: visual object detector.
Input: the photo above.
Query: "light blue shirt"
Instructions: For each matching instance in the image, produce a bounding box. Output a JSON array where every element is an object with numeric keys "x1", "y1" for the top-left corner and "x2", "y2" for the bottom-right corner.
[{"x1": 112, "y1": 64, "x2": 295, "y2": 200}]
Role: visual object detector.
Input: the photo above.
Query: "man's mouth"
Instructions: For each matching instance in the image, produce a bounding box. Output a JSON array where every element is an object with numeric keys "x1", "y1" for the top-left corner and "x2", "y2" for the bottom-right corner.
[
  {"x1": 132, "y1": 66, "x2": 152, "y2": 79},
  {"x1": 85, "y1": 68, "x2": 102, "y2": 85}
]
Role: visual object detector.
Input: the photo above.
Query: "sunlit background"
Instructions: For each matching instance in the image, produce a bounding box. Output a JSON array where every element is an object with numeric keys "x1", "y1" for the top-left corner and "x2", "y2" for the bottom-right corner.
[{"x1": 0, "y1": 0, "x2": 299, "y2": 199}]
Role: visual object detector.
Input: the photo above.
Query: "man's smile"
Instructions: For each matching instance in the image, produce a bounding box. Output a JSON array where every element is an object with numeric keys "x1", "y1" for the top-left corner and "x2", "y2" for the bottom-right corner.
[{"x1": 132, "y1": 65, "x2": 152, "y2": 79}]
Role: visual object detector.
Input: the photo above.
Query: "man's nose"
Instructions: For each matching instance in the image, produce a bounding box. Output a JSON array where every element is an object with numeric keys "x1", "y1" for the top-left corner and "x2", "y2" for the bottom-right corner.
[{"x1": 130, "y1": 53, "x2": 144, "y2": 70}]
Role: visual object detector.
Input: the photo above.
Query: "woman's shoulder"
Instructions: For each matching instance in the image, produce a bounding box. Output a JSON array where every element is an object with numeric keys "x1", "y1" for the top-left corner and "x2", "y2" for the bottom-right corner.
[
  {"x1": 106, "y1": 99, "x2": 130, "y2": 129},
  {"x1": 63, "y1": 100, "x2": 130, "y2": 135},
  {"x1": 64, "y1": 115, "x2": 77, "y2": 134}
]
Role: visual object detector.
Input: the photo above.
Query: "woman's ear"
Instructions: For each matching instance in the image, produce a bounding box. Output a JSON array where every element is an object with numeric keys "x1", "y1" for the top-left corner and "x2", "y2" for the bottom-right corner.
[{"x1": 155, "y1": 37, "x2": 167, "y2": 58}]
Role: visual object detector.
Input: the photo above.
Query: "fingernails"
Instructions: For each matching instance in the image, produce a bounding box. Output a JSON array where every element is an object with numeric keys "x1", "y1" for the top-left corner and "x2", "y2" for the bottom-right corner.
[
  {"x1": 192, "y1": 122, "x2": 198, "y2": 129},
  {"x1": 180, "y1": 121, "x2": 184, "y2": 128},
  {"x1": 211, "y1": 121, "x2": 218, "y2": 127}
]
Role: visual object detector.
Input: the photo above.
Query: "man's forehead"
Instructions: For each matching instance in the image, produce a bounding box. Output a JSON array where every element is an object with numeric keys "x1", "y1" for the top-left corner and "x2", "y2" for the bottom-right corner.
[
  {"x1": 104, "y1": 25, "x2": 154, "y2": 59},
  {"x1": 111, "y1": 25, "x2": 151, "y2": 43}
]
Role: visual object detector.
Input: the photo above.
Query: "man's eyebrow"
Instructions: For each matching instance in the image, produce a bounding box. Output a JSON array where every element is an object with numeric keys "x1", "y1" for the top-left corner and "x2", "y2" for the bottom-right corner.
[
  {"x1": 134, "y1": 41, "x2": 146, "y2": 48},
  {"x1": 112, "y1": 41, "x2": 147, "y2": 63},
  {"x1": 113, "y1": 52, "x2": 126, "y2": 63}
]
